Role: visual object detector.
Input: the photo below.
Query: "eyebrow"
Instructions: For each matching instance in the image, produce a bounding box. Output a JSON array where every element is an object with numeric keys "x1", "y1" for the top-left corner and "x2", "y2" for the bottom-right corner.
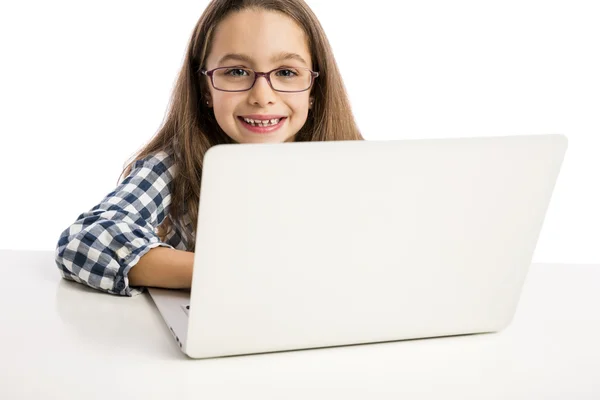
[{"x1": 217, "y1": 52, "x2": 309, "y2": 67}]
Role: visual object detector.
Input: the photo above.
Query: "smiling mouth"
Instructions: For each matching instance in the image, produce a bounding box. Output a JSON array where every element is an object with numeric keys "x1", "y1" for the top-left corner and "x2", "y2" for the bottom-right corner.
[
  {"x1": 238, "y1": 116, "x2": 286, "y2": 127},
  {"x1": 237, "y1": 116, "x2": 287, "y2": 133}
]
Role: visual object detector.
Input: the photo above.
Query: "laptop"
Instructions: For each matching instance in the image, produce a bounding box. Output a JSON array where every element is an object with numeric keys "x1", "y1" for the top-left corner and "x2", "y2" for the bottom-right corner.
[{"x1": 148, "y1": 133, "x2": 568, "y2": 359}]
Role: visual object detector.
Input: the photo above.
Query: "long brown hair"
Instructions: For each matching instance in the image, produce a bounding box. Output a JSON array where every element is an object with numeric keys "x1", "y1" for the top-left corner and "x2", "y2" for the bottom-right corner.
[{"x1": 119, "y1": 0, "x2": 363, "y2": 249}]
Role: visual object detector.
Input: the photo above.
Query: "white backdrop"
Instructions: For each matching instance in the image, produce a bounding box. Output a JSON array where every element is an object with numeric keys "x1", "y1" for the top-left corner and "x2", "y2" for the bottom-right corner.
[{"x1": 0, "y1": 0, "x2": 597, "y2": 263}]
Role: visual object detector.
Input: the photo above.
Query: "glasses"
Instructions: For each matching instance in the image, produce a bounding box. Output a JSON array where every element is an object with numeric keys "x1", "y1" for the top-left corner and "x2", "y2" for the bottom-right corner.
[{"x1": 201, "y1": 66, "x2": 319, "y2": 92}]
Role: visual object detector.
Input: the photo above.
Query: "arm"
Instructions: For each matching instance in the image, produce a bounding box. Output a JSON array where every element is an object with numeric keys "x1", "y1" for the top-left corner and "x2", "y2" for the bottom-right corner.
[
  {"x1": 129, "y1": 246, "x2": 194, "y2": 288},
  {"x1": 55, "y1": 151, "x2": 184, "y2": 296}
]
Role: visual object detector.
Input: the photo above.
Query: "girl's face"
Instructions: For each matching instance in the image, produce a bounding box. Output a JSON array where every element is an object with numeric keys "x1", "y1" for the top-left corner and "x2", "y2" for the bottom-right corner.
[{"x1": 203, "y1": 9, "x2": 314, "y2": 144}]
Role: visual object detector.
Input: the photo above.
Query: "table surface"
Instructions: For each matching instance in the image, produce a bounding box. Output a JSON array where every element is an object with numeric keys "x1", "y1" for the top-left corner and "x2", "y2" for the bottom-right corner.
[{"x1": 1, "y1": 250, "x2": 599, "y2": 400}]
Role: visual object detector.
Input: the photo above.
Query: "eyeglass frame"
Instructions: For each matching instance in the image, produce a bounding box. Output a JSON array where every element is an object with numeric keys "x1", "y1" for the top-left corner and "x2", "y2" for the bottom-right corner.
[{"x1": 200, "y1": 66, "x2": 320, "y2": 93}]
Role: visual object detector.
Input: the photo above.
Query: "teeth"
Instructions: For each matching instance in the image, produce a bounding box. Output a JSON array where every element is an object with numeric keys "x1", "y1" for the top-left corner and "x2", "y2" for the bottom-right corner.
[{"x1": 242, "y1": 117, "x2": 281, "y2": 126}]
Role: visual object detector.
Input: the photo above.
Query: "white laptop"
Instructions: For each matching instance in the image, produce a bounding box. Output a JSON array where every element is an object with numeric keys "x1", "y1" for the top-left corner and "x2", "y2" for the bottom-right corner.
[{"x1": 148, "y1": 134, "x2": 568, "y2": 359}]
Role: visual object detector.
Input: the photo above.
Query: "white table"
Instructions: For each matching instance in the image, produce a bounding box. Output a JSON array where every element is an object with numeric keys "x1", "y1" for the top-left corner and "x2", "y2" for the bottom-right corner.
[{"x1": 1, "y1": 250, "x2": 599, "y2": 399}]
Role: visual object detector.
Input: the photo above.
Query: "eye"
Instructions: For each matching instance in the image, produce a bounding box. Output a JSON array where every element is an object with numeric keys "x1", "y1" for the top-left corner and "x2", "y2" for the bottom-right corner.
[
  {"x1": 224, "y1": 68, "x2": 250, "y2": 77},
  {"x1": 275, "y1": 69, "x2": 299, "y2": 78}
]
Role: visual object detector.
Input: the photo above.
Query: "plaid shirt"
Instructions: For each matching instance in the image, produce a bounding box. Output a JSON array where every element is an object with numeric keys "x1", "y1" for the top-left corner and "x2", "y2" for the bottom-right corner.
[{"x1": 55, "y1": 150, "x2": 194, "y2": 296}]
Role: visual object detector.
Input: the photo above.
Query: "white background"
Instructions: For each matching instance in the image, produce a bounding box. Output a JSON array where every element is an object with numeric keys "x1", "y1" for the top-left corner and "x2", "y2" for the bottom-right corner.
[{"x1": 0, "y1": 0, "x2": 597, "y2": 263}]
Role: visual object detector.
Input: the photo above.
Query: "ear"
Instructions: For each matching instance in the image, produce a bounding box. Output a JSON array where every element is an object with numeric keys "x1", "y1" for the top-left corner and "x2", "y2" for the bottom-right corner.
[{"x1": 309, "y1": 96, "x2": 314, "y2": 110}]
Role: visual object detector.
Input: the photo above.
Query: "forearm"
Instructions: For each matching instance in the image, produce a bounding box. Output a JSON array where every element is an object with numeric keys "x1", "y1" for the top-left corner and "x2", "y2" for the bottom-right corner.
[{"x1": 129, "y1": 247, "x2": 194, "y2": 288}]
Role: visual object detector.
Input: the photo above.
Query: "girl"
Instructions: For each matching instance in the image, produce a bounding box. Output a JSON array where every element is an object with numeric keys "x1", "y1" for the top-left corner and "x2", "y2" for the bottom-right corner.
[{"x1": 55, "y1": 0, "x2": 363, "y2": 296}]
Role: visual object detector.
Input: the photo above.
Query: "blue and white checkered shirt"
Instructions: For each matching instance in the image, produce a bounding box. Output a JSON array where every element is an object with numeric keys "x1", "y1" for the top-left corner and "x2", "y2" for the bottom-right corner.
[{"x1": 55, "y1": 150, "x2": 194, "y2": 296}]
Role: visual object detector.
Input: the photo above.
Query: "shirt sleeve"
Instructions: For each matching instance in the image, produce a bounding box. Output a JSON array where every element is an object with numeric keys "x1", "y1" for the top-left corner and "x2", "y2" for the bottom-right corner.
[{"x1": 54, "y1": 151, "x2": 178, "y2": 296}]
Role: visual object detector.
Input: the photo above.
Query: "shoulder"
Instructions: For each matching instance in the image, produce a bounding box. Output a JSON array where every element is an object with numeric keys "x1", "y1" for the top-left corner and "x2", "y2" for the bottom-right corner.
[{"x1": 132, "y1": 149, "x2": 178, "y2": 181}]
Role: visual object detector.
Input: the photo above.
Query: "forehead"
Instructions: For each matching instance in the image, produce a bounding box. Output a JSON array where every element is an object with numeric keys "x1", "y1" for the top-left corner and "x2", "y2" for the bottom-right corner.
[{"x1": 207, "y1": 9, "x2": 311, "y2": 67}]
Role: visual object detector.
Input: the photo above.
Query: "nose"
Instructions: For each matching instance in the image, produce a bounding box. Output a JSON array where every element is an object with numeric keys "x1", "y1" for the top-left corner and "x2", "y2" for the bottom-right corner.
[{"x1": 247, "y1": 74, "x2": 276, "y2": 106}]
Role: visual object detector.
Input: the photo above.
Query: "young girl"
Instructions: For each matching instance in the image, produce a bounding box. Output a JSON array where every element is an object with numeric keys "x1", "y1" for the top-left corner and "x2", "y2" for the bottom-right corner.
[{"x1": 55, "y1": 0, "x2": 363, "y2": 296}]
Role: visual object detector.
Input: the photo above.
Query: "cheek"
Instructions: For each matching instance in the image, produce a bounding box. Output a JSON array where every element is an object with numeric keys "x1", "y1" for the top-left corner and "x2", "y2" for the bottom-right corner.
[
  {"x1": 214, "y1": 93, "x2": 233, "y2": 109},
  {"x1": 288, "y1": 97, "x2": 310, "y2": 116},
  {"x1": 212, "y1": 95, "x2": 238, "y2": 120}
]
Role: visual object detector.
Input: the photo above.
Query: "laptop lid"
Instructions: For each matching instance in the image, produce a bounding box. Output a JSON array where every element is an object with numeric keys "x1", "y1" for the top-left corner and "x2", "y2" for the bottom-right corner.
[{"x1": 185, "y1": 134, "x2": 567, "y2": 359}]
